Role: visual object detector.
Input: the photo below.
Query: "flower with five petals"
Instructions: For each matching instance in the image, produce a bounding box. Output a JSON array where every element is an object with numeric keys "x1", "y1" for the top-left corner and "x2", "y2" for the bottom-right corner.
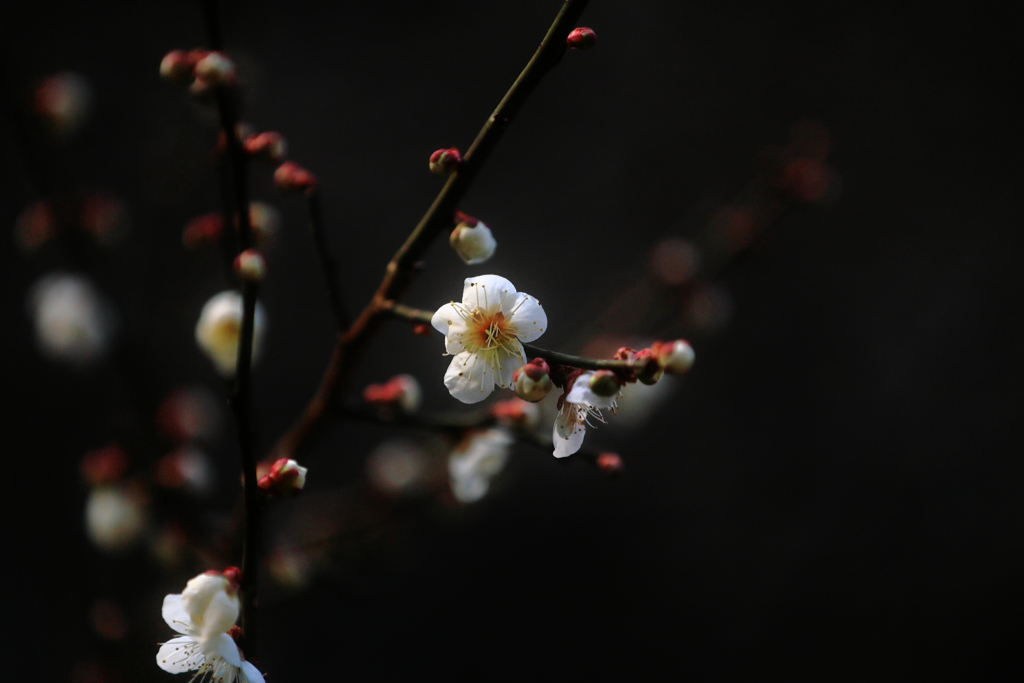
[{"x1": 431, "y1": 275, "x2": 547, "y2": 404}]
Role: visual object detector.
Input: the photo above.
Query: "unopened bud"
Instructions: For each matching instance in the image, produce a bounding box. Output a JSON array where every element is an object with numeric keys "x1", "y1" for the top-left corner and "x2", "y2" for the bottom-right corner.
[
  {"x1": 596, "y1": 452, "x2": 624, "y2": 477},
  {"x1": 429, "y1": 147, "x2": 462, "y2": 176},
  {"x1": 588, "y1": 369, "x2": 621, "y2": 397},
  {"x1": 194, "y1": 51, "x2": 236, "y2": 86},
  {"x1": 160, "y1": 50, "x2": 197, "y2": 86},
  {"x1": 363, "y1": 374, "x2": 422, "y2": 414},
  {"x1": 652, "y1": 339, "x2": 695, "y2": 375},
  {"x1": 412, "y1": 323, "x2": 431, "y2": 338},
  {"x1": 233, "y1": 249, "x2": 267, "y2": 281},
  {"x1": 222, "y1": 566, "x2": 242, "y2": 588},
  {"x1": 513, "y1": 358, "x2": 552, "y2": 403},
  {"x1": 243, "y1": 131, "x2": 288, "y2": 163},
  {"x1": 632, "y1": 348, "x2": 663, "y2": 385},
  {"x1": 257, "y1": 458, "x2": 308, "y2": 497},
  {"x1": 449, "y1": 216, "x2": 496, "y2": 265},
  {"x1": 566, "y1": 27, "x2": 598, "y2": 50},
  {"x1": 273, "y1": 161, "x2": 318, "y2": 194}
]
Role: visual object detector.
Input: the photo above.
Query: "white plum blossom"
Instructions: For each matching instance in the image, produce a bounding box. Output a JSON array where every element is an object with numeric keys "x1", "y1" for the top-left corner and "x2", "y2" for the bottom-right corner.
[
  {"x1": 431, "y1": 275, "x2": 547, "y2": 404},
  {"x1": 552, "y1": 371, "x2": 619, "y2": 458},
  {"x1": 195, "y1": 291, "x2": 267, "y2": 377},
  {"x1": 449, "y1": 428, "x2": 514, "y2": 503},
  {"x1": 157, "y1": 572, "x2": 263, "y2": 682},
  {"x1": 28, "y1": 273, "x2": 116, "y2": 366},
  {"x1": 449, "y1": 220, "x2": 497, "y2": 264}
]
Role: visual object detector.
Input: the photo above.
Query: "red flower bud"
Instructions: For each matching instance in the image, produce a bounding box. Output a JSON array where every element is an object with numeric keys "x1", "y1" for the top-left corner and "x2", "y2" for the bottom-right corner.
[
  {"x1": 566, "y1": 27, "x2": 598, "y2": 50},
  {"x1": 429, "y1": 147, "x2": 462, "y2": 176},
  {"x1": 273, "y1": 162, "x2": 318, "y2": 194}
]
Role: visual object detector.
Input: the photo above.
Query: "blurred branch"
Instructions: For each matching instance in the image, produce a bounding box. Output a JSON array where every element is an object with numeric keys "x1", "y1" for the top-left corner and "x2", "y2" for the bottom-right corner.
[
  {"x1": 271, "y1": 0, "x2": 592, "y2": 462},
  {"x1": 307, "y1": 191, "x2": 350, "y2": 330}
]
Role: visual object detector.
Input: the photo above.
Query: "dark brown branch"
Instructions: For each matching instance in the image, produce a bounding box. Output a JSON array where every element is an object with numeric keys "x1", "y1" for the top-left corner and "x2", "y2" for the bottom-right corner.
[
  {"x1": 307, "y1": 191, "x2": 350, "y2": 330},
  {"x1": 270, "y1": 0, "x2": 592, "y2": 462},
  {"x1": 384, "y1": 302, "x2": 637, "y2": 371}
]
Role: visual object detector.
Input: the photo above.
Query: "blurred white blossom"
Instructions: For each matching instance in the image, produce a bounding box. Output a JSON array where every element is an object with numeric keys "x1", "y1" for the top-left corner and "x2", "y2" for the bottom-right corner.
[
  {"x1": 449, "y1": 428, "x2": 513, "y2": 503},
  {"x1": 28, "y1": 273, "x2": 116, "y2": 366},
  {"x1": 195, "y1": 291, "x2": 267, "y2": 376},
  {"x1": 85, "y1": 484, "x2": 147, "y2": 553}
]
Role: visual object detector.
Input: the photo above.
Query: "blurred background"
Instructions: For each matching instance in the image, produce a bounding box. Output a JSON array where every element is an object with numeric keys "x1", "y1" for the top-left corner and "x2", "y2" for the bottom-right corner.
[{"x1": 2, "y1": 1, "x2": 1021, "y2": 680}]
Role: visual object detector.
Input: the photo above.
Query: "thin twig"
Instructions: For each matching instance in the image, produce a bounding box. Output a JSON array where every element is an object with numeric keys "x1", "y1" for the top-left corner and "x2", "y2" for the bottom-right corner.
[
  {"x1": 270, "y1": 0, "x2": 591, "y2": 461},
  {"x1": 307, "y1": 191, "x2": 350, "y2": 330},
  {"x1": 202, "y1": 0, "x2": 260, "y2": 661}
]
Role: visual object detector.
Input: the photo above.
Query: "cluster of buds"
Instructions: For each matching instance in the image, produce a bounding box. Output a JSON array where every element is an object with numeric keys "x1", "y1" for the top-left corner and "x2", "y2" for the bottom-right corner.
[
  {"x1": 273, "y1": 161, "x2": 318, "y2": 195},
  {"x1": 513, "y1": 357, "x2": 553, "y2": 402},
  {"x1": 429, "y1": 147, "x2": 462, "y2": 176},
  {"x1": 243, "y1": 131, "x2": 288, "y2": 164},
  {"x1": 160, "y1": 49, "x2": 236, "y2": 96},
  {"x1": 449, "y1": 211, "x2": 496, "y2": 264},
  {"x1": 257, "y1": 458, "x2": 308, "y2": 497},
  {"x1": 363, "y1": 374, "x2": 422, "y2": 415},
  {"x1": 614, "y1": 339, "x2": 694, "y2": 386}
]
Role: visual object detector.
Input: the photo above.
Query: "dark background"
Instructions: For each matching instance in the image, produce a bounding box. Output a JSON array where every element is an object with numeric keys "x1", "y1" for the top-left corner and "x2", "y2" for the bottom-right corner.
[{"x1": 2, "y1": 1, "x2": 1021, "y2": 681}]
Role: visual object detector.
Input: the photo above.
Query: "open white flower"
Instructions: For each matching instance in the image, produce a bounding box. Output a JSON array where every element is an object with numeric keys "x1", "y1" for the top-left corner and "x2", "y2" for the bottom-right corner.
[
  {"x1": 552, "y1": 371, "x2": 618, "y2": 458},
  {"x1": 449, "y1": 428, "x2": 514, "y2": 503},
  {"x1": 195, "y1": 291, "x2": 267, "y2": 377},
  {"x1": 157, "y1": 572, "x2": 263, "y2": 682},
  {"x1": 431, "y1": 275, "x2": 546, "y2": 404}
]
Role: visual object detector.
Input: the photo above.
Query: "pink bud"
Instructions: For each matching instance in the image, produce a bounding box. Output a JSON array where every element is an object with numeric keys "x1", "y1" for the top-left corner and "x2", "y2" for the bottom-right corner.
[
  {"x1": 651, "y1": 339, "x2": 695, "y2": 375},
  {"x1": 273, "y1": 161, "x2": 319, "y2": 194},
  {"x1": 243, "y1": 131, "x2": 288, "y2": 163},
  {"x1": 257, "y1": 458, "x2": 308, "y2": 497},
  {"x1": 222, "y1": 566, "x2": 242, "y2": 589},
  {"x1": 429, "y1": 147, "x2": 462, "y2": 176},
  {"x1": 566, "y1": 27, "x2": 598, "y2": 50},
  {"x1": 513, "y1": 358, "x2": 553, "y2": 402},
  {"x1": 596, "y1": 452, "x2": 624, "y2": 477},
  {"x1": 233, "y1": 248, "x2": 267, "y2": 282},
  {"x1": 194, "y1": 51, "x2": 236, "y2": 85},
  {"x1": 363, "y1": 374, "x2": 422, "y2": 414},
  {"x1": 159, "y1": 50, "x2": 197, "y2": 87}
]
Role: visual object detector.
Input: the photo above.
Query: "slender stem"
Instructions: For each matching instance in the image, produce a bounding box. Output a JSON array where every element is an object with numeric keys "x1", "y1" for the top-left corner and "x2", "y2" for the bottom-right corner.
[
  {"x1": 270, "y1": 0, "x2": 591, "y2": 461},
  {"x1": 203, "y1": 0, "x2": 260, "y2": 661},
  {"x1": 385, "y1": 302, "x2": 636, "y2": 371},
  {"x1": 307, "y1": 191, "x2": 350, "y2": 330}
]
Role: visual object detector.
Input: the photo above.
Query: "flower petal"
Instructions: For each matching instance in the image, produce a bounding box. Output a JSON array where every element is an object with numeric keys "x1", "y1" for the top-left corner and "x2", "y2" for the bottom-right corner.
[
  {"x1": 431, "y1": 302, "x2": 469, "y2": 342},
  {"x1": 506, "y1": 293, "x2": 547, "y2": 343},
  {"x1": 497, "y1": 340, "x2": 526, "y2": 389},
  {"x1": 461, "y1": 275, "x2": 516, "y2": 310},
  {"x1": 201, "y1": 632, "x2": 243, "y2": 667},
  {"x1": 553, "y1": 415, "x2": 586, "y2": 458},
  {"x1": 444, "y1": 350, "x2": 495, "y2": 404},
  {"x1": 157, "y1": 636, "x2": 203, "y2": 673},
  {"x1": 162, "y1": 594, "x2": 193, "y2": 634},
  {"x1": 241, "y1": 660, "x2": 265, "y2": 682},
  {"x1": 566, "y1": 372, "x2": 617, "y2": 411}
]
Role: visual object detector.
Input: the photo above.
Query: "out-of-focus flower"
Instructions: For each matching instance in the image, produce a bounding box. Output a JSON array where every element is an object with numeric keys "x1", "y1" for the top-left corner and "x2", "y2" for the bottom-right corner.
[
  {"x1": 248, "y1": 202, "x2": 281, "y2": 246},
  {"x1": 233, "y1": 249, "x2": 267, "y2": 282},
  {"x1": 449, "y1": 213, "x2": 497, "y2": 265},
  {"x1": 80, "y1": 444, "x2": 128, "y2": 486},
  {"x1": 273, "y1": 162, "x2": 318, "y2": 194},
  {"x1": 156, "y1": 447, "x2": 215, "y2": 495},
  {"x1": 182, "y1": 212, "x2": 224, "y2": 249},
  {"x1": 257, "y1": 458, "x2": 307, "y2": 497},
  {"x1": 34, "y1": 72, "x2": 92, "y2": 138},
  {"x1": 243, "y1": 131, "x2": 287, "y2": 163},
  {"x1": 491, "y1": 397, "x2": 540, "y2": 431},
  {"x1": 193, "y1": 52, "x2": 236, "y2": 86},
  {"x1": 157, "y1": 571, "x2": 263, "y2": 682},
  {"x1": 194, "y1": 291, "x2": 267, "y2": 377},
  {"x1": 158, "y1": 386, "x2": 224, "y2": 443},
  {"x1": 85, "y1": 483, "x2": 148, "y2": 553},
  {"x1": 431, "y1": 275, "x2": 547, "y2": 404},
  {"x1": 649, "y1": 237, "x2": 700, "y2": 286},
  {"x1": 363, "y1": 374, "x2": 422, "y2": 415},
  {"x1": 28, "y1": 273, "x2": 116, "y2": 366},
  {"x1": 448, "y1": 428, "x2": 513, "y2": 503},
  {"x1": 366, "y1": 438, "x2": 432, "y2": 497},
  {"x1": 552, "y1": 371, "x2": 618, "y2": 458}
]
